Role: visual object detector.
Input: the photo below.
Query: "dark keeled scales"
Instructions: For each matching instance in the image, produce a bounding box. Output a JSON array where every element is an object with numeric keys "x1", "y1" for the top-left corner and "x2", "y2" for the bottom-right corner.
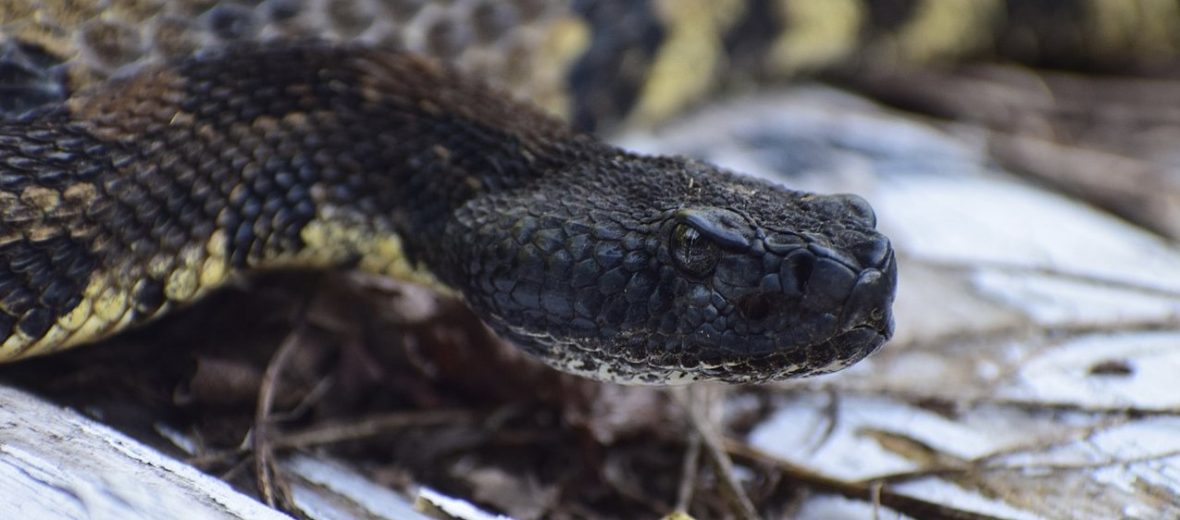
[{"x1": 0, "y1": 44, "x2": 895, "y2": 383}]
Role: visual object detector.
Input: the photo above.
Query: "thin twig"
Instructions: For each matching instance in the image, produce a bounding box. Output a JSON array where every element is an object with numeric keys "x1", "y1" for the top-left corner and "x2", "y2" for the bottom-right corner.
[
  {"x1": 908, "y1": 255, "x2": 1180, "y2": 301},
  {"x1": 874, "y1": 445, "x2": 1180, "y2": 484},
  {"x1": 274, "y1": 410, "x2": 478, "y2": 449},
  {"x1": 674, "y1": 429, "x2": 701, "y2": 512},
  {"x1": 681, "y1": 386, "x2": 760, "y2": 520},
  {"x1": 816, "y1": 385, "x2": 1180, "y2": 418},
  {"x1": 724, "y1": 439, "x2": 1006, "y2": 520},
  {"x1": 268, "y1": 374, "x2": 335, "y2": 423},
  {"x1": 254, "y1": 322, "x2": 307, "y2": 509}
]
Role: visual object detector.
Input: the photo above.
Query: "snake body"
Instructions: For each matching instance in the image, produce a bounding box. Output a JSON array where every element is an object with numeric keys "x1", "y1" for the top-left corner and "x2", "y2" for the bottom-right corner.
[
  {"x1": 0, "y1": 42, "x2": 895, "y2": 383},
  {"x1": 5, "y1": 0, "x2": 1171, "y2": 383},
  {"x1": 4, "y1": 1, "x2": 1180, "y2": 129}
]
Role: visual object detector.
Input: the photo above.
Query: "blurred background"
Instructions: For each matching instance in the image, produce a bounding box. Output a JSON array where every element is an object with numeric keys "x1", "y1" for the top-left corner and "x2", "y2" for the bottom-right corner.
[{"x1": 1, "y1": 1, "x2": 1179, "y2": 519}]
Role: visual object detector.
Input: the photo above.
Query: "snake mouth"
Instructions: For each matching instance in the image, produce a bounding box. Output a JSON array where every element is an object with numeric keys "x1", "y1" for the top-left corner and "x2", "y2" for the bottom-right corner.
[
  {"x1": 674, "y1": 242, "x2": 897, "y2": 384},
  {"x1": 806, "y1": 318, "x2": 893, "y2": 375},
  {"x1": 675, "y1": 319, "x2": 892, "y2": 384},
  {"x1": 766, "y1": 245, "x2": 897, "y2": 381},
  {"x1": 794, "y1": 246, "x2": 897, "y2": 375}
]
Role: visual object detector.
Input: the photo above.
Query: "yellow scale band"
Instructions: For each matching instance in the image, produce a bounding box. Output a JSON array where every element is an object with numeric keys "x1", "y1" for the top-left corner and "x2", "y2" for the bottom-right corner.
[
  {"x1": 0, "y1": 207, "x2": 452, "y2": 361},
  {"x1": 888, "y1": 0, "x2": 1003, "y2": 63},
  {"x1": 769, "y1": 0, "x2": 864, "y2": 74},
  {"x1": 296, "y1": 215, "x2": 454, "y2": 296},
  {"x1": 1086, "y1": 0, "x2": 1180, "y2": 59},
  {"x1": 627, "y1": 0, "x2": 742, "y2": 126}
]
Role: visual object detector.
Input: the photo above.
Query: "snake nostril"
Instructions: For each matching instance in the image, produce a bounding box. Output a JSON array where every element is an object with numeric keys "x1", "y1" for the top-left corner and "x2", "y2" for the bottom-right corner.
[
  {"x1": 791, "y1": 252, "x2": 814, "y2": 292},
  {"x1": 779, "y1": 249, "x2": 815, "y2": 295}
]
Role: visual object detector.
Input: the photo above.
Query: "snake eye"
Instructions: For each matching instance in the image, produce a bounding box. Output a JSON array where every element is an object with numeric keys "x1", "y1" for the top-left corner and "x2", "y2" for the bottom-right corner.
[{"x1": 671, "y1": 223, "x2": 720, "y2": 276}]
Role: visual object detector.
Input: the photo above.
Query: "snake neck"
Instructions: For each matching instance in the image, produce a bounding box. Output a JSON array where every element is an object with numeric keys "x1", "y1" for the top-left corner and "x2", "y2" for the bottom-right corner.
[
  {"x1": 63, "y1": 44, "x2": 606, "y2": 285},
  {"x1": 0, "y1": 43, "x2": 607, "y2": 357}
]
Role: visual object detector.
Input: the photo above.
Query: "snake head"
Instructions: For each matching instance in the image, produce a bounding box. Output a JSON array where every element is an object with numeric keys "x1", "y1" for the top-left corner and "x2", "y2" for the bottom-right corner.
[
  {"x1": 445, "y1": 156, "x2": 896, "y2": 385},
  {"x1": 647, "y1": 191, "x2": 897, "y2": 383}
]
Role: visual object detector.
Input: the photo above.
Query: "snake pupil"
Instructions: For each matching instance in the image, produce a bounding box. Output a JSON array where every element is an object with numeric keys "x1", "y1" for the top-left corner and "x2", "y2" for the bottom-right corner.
[{"x1": 671, "y1": 223, "x2": 720, "y2": 276}]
